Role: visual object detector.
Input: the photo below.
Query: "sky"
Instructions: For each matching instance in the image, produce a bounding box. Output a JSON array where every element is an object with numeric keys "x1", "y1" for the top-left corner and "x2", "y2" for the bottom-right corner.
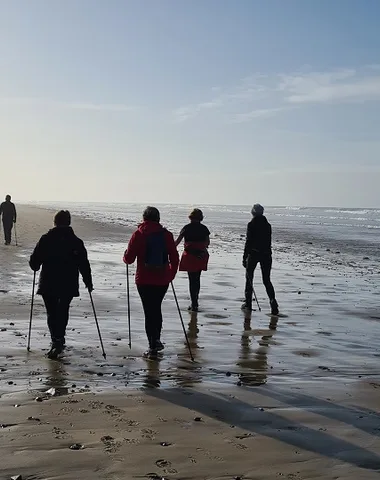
[{"x1": 1, "y1": 0, "x2": 380, "y2": 207}]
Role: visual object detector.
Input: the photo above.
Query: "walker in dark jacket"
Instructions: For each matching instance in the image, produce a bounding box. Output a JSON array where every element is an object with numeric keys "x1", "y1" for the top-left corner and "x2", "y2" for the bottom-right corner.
[
  {"x1": 242, "y1": 204, "x2": 279, "y2": 315},
  {"x1": 0, "y1": 194, "x2": 17, "y2": 245},
  {"x1": 29, "y1": 210, "x2": 93, "y2": 359}
]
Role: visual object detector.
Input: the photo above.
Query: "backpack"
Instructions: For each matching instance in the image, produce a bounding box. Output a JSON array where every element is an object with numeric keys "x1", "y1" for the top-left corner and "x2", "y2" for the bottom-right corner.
[{"x1": 144, "y1": 231, "x2": 168, "y2": 269}]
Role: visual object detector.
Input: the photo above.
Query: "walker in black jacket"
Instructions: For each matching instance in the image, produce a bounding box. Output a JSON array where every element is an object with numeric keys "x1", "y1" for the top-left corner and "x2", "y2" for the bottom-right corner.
[
  {"x1": 0, "y1": 194, "x2": 17, "y2": 245},
  {"x1": 29, "y1": 210, "x2": 93, "y2": 359},
  {"x1": 242, "y1": 204, "x2": 279, "y2": 315}
]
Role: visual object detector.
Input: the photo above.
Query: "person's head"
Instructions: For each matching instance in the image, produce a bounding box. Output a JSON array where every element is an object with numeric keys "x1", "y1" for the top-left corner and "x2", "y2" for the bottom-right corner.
[
  {"x1": 189, "y1": 208, "x2": 204, "y2": 223},
  {"x1": 54, "y1": 210, "x2": 71, "y2": 227},
  {"x1": 251, "y1": 203, "x2": 264, "y2": 217},
  {"x1": 5, "y1": 195, "x2": 11, "y2": 202},
  {"x1": 143, "y1": 206, "x2": 160, "y2": 223}
]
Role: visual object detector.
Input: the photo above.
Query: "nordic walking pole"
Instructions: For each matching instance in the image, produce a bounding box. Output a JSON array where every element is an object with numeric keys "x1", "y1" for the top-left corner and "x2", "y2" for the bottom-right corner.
[
  {"x1": 246, "y1": 269, "x2": 261, "y2": 311},
  {"x1": 88, "y1": 289, "x2": 107, "y2": 359},
  {"x1": 14, "y1": 224, "x2": 18, "y2": 246},
  {"x1": 171, "y1": 282, "x2": 194, "y2": 361},
  {"x1": 126, "y1": 264, "x2": 131, "y2": 349},
  {"x1": 27, "y1": 271, "x2": 36, "y2": 351}
]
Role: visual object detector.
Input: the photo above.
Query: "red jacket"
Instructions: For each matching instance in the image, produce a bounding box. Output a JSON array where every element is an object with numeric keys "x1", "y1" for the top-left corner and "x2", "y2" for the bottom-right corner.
[{"x1": 123, "y1": 221, "x2": 179, "y2": 285}]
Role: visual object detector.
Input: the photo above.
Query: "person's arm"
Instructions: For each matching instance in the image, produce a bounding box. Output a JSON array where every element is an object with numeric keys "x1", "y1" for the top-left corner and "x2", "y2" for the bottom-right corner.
[
  {"x1": 123, "y1": 231, "x2": 139, "y2": 264},
  {"x1": 204, "y1": 226, "x2": 211, "y2": 248},
  {"x1": 29, "y1": 236, "x2": 45, "y2": 271},
  {"x1": 243, "y1": 223, "x2": 252, "y2": 267},
  {"x1": 174, "y1": 227, "x2": 185, "y2": 247},
  {"x1": 167, "y1": 232, "x2": 179, "y2": 281},
  {"x1": 13, "y1": 203, "x2": 17, "y2": 223},
  {"x1": 0, "y1": 203, "x2": 3, "y2": 218},
  {"x1": 269, "y1": 223, "x2": 272, "y2": 250},
  {"x1": 174, "y1": 233, "x2": 184, "y2": 247},
  {"x1": 77, "y1": 241, "x2": 93, "y2": 291}
]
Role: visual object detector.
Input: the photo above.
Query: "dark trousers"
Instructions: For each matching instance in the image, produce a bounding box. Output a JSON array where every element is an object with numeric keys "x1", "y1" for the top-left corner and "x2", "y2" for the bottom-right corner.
[
  {"x1": 245, "y1": 254, "x2": 276, "y2": 305},
  {"x1": 2, "y1": 221, "x2": 13, "y2": 244},
  {"x1": 42, "y1": 295, "x2": 73, "y2": 344},
  {"x1": 188, "y1": 271, "x2": 202, "y2": 307},
  {"x1": 137, "y1": 284, "x2": 168, "y2": 348}
]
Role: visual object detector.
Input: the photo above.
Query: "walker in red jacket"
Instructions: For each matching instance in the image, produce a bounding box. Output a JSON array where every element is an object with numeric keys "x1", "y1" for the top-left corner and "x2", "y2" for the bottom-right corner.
[
  {"x1": 123, "y1": 206, "x2": 179, "y2": 357},
  {"x1": 175, "y1": 208, "x2": 210, "y2": 312}
]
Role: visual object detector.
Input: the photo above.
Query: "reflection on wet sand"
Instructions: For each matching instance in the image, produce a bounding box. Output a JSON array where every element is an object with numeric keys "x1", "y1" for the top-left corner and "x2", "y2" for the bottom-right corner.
[
  {"x1": 142, "y1": 357, "x2": 161, "y2": 389},
  {"x1": 141, "y1": 312, "x2": 202, "y2": 389},
  {"x1": 174, "y1": 311, "x2": 203, "y2": 388},
  {"x1": 43, "y1": 359, "x2": 69, "y2": 396},
  {"x1": 237, "y1": 312, "x2": 278, "y2": 386}
]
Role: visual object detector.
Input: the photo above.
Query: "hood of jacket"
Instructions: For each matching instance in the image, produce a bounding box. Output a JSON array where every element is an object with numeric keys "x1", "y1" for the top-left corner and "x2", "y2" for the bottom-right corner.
[
  {"x1": 137, "y1": 220, "x2": 165, "y2": 235},
  {"x1": 250, "y1": 215, "x2": 269, "y2": 227},
  {"x1": 46, "y1": 226, "x2": 76, "y2": 239}
]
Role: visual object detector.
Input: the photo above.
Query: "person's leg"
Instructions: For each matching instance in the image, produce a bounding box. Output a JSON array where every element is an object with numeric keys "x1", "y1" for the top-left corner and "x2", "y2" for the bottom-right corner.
[
  {"x1": 3, "y1": 222, "x2": 12, "y2": 245},
  {"x1": 137, "y1": 285, "x2": 156, "y2": 349},
  {"x1": 260, "y1": 255, "x2": 279, "y2": 314},
  {"x1": 188, "y1": 271, "x2": 201, "y2": 310},
  {"x1": 57, "y1": 296, "x2": 73, "y2": 345},
  {"x1": 243, "y1": 255, "x2": 258, "y2": 309},
  {"x1": 42, "y1": 295, "x2": 59, "y2": 341},
  {"x1": 152, "y1": 285, "x2": 168, "y2": 346}
]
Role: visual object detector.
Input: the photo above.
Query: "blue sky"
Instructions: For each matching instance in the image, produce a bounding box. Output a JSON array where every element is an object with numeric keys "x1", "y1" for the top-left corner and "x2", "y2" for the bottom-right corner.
[{"x1": 1, "y1": 0, "x2": 380, "y2": 206}]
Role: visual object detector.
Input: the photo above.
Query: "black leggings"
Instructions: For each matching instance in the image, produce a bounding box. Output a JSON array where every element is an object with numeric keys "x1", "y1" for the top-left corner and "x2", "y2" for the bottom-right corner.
[
  {"x1": 2, "y1": 221, "x2": 13, "y2": 244},
  {"x1": 188, "y1": 271, "x2": 202, "y2": 308},
  {"x1": 137, "y1": 284, "x2": 168, "y2": 348},
  {"x1": 245, "y1": 254, "x2": 276, "y2": 304},
  {"x1": 42, "y1": 295, "x2": 73, "y2": 343}
]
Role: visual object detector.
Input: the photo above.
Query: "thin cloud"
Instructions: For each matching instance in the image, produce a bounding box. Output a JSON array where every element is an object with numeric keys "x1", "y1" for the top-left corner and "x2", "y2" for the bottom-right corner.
[
  {"x1": 279, "y1": 68, "x2": 380, "y2": 104},
  {"x1": 173, "y1": 75, "x2": 269, "y2": 123},
  {"x1": 174, "y1": 65, "x2": 380, "y2": 124},
  {"x1": 230, "y1": 107, "x2": 290, "y2": 124}
]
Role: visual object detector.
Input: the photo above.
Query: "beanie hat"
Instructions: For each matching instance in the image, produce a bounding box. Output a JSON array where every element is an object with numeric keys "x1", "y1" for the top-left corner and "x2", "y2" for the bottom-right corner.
[{"x1": 251, "y1": 204, "x2": 264, "y2": 216}]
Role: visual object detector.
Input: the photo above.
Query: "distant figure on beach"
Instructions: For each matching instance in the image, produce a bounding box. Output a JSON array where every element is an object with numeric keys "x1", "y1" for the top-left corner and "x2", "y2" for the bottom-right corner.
[
  {"x1": 175, "y1": 208, "x2": 210, "y2": 312},
  {"x1": 123, "y1": 206, "x2": 179, "y2": 358},
  {"x1": 0, "y1": 195, "x2": 17, "y2": 245},
  {"x1": 242, "y1": 204, "x2": 279, "y2": 315},
  {"x1": 29, "y1": 210, "x2": 93, "y2": 359}
]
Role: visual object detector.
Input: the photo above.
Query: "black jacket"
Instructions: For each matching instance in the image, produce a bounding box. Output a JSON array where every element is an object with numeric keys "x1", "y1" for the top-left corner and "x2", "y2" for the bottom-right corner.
[
  {"x1": 0, "y1": 201, "x2": 16, "y2": 223},
  {"x1": 243, "y1": 215, "x2": 272, "y2": 260},
  {"x1": 29, "y1": 226, "x2": 93, "y2": 297}
]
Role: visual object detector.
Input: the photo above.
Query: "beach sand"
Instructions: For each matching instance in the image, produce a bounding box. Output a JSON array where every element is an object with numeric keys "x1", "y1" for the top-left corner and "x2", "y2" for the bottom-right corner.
[{"x1": 1, "y1": 205, "x2": 380, "y2": 479}]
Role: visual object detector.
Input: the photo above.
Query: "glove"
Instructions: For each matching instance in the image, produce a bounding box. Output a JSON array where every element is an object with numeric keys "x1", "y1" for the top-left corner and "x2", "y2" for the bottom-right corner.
[
  {"x1": 242, "y1": 258, "x2": 247, "y2": 269},
  {"x1": 87, "y1": 284, "x2": 94, "y2": 293}
]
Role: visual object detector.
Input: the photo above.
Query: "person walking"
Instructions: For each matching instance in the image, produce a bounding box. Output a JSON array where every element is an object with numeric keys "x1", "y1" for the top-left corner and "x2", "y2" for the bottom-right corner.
[
  {"x1": 242, "y1": 204, "x2": 279, "y2": 315},
  {"x1": 0, "y1": 195, "x2": 17, "y2": 245},
  {"x1": 175, "y1": 208, "x2": 210, "y2": 312},
  {"x1": 123, "y1": 206, "x2": 179, "y2": 358},
  {"x1": 29, "y1": 210, "x2": 93, "y2": 359}
]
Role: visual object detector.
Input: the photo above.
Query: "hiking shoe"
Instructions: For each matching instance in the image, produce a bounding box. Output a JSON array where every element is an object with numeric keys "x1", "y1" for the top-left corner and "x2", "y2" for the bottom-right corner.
[
  {"x1": 47, "y1": 344, "x2": 64, "y2": 360},
  {"x1": 143, "y1": 348, "x2": 158, "y2": 360},
  {"x1": 241, "y1": 302, "x2": 252, "y2": 311},
  {"x1": 270, "y1": 299, "x2": 279, "y2": 316},
  {"x1": 188, "y1": 305, "x2": 199, "y2": 312},
  {"x1": 155, "y1": 340, "x2": 165, "y2": 352}
]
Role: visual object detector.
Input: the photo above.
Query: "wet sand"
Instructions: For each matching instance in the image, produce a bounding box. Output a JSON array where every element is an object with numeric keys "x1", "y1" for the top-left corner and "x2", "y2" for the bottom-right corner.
[{"x1": 1, "y1": 205, "x2": 380, "y2": 478}]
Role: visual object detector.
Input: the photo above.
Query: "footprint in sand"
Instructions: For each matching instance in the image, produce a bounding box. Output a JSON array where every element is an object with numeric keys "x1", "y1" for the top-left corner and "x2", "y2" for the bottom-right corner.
[{"x1": 155, "y1": 459, "x2": 171, "y2": 468}]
